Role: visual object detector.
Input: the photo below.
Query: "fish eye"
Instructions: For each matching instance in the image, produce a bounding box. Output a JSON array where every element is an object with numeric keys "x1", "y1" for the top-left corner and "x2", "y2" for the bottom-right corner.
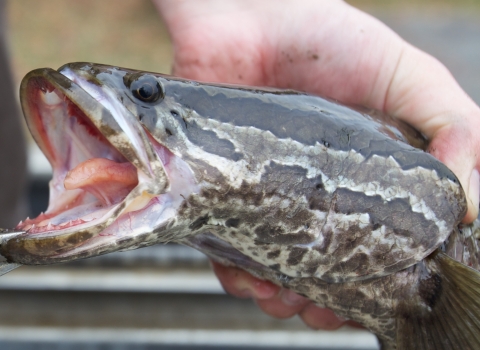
[{"x1": 130, "y1": 76, "x2": 164, "y2": 103}]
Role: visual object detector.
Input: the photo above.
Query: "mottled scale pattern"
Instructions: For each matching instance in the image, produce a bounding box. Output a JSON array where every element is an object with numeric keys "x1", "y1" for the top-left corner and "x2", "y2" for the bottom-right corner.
[
  {"x1": 169, "y1": 110, "x2": 463, "y2": 282},
  {"x1": 13, "y1": 63, "x2": 476, "y2": 350}
]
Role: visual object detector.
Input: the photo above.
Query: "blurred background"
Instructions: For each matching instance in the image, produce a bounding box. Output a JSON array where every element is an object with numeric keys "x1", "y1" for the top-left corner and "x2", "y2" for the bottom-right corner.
[{"x1": 0, "y1": 0, "x2": 479, "y2": 349}]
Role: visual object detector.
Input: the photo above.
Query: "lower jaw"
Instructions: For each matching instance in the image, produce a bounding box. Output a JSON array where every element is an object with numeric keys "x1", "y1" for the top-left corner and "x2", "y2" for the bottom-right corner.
[{"x1": 1, "y1": 194, "x2": 171, "y2": 265}]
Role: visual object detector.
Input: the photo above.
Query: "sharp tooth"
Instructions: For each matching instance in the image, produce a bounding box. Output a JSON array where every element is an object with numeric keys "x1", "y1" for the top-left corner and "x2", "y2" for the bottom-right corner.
[
  {"x1": 47, "y1": 223, "x2": 53, "y2": 230},
  {"x1": 18, "y1": 220, "x2": 23, "y2": 226},
  {"x1": 41, "y1": 91, "x2": 62, "y2": 105}
]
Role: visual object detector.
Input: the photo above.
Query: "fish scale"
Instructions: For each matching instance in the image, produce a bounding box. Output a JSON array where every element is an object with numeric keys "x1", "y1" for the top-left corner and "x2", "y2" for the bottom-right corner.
[{"x1": 0, "y1": 62, "x2": 479, "y2": 349}]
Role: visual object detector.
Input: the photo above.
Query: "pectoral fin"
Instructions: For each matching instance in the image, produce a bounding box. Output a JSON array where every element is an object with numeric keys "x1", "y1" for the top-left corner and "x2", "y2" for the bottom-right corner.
[{"x1": 396, "y1": 251, "x2": 480, "y2": 350}]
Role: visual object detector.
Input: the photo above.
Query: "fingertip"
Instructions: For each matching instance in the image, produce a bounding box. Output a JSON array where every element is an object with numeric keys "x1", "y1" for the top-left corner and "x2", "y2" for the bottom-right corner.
[
  {"x1": 299, "y1": 304, "x2": 346, "y2": 331},
  {"x1": 250, "y1": 278, "x2": 282, "y2": 299},
  {"x1": 255, "y1": 294, "x2": 308, "y2": 319},
  {"x1": 210, "y1": 260, "x2": 280, "y2": 299},
  {"x1": 280, "y1": 289, "x2": 308, "y2": 307}
]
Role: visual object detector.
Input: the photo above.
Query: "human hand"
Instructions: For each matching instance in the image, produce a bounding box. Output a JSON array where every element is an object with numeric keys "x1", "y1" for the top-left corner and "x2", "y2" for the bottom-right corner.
[
  {"x1": 211, "y1": 260, "x2": 363, "y2": 330},
  {"x1": 154, "y1": 0, "x2": 480, "y2": 329}
]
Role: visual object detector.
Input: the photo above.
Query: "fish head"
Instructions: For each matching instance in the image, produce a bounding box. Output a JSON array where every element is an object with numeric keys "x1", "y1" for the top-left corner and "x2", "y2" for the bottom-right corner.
[{"x1": 2, "y1": 63, "x2": 205, "y2": 264}]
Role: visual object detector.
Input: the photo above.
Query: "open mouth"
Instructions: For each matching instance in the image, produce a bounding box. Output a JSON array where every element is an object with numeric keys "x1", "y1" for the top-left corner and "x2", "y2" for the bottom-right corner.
[
  {"x1": 15, "y1": 63, "x2": 179, "y2": 244},
  {"x1": 17, "y1": 75, "x2": 143, "y2": 235}
]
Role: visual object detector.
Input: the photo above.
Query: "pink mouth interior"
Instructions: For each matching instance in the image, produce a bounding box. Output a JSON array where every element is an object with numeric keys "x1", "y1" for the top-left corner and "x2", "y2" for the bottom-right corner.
[
  {"x1": 17, "y1": 78, "x2": 139, "y2": 233},
  {"x1": 64, "y1": 158, "x2": 138, "y2": 207}
]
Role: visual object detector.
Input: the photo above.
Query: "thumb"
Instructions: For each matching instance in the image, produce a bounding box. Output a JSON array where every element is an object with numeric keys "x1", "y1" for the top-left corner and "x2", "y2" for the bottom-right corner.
[
  {"x1": 428, "y1": 123, "x2": 480, "y2": 223},
  {"x1": 383, "y1": 45, "x2": 480, "y2": 224}
]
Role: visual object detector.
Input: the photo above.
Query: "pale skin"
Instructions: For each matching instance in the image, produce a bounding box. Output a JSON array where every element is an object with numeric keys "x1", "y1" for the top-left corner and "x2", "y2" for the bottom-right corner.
[{"x1": 154, "y1": 0, "x2": 480, "y2": 330}]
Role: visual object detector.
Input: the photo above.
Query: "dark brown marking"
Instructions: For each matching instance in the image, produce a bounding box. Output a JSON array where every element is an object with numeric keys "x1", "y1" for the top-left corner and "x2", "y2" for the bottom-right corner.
[
  {"x1": 269, "y1": 263, "x2": 281, "y2": 271},
  {"x1": 326, "y1": 251, "x2": 370, "y2": 280},
  {"x1": 267, "y1": 249, "x2": 281, "y2": 259},
  {"x1": 254, "y1": 224, "x2": 313, "y2": 245},
  {"x1": 287, "y1": 247, "x2": 308, "y2": 266},
  {"x1": 350, "y1": 253, "x2": 370, "y2": 276},
  {"x1": 308, "y1": 192, "x2": 332, "y2": 212},
  {"x1": 418, "y1": 274, "x2": 442, "y2": 308},
  {"x1": 225, "y1": 218, "x2": 240, "y2": 228},
  {"x1": 189, "y1": 215, "x2": 210, "y2": 231}
]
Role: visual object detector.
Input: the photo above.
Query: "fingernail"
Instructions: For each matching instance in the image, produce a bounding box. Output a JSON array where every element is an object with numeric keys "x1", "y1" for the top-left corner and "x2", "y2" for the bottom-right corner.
[
  {"x1": 251, "y1": 280, "x2": 280, "y2": 299},
  {"x1": 280, "y1": 289, "x2": 307, "y2": 306}
]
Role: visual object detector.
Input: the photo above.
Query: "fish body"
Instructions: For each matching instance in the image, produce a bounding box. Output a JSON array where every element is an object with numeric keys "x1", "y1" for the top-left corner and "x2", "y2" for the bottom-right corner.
[{"x1": 2, "y1": 63, "x2": 480, "y2": 349}]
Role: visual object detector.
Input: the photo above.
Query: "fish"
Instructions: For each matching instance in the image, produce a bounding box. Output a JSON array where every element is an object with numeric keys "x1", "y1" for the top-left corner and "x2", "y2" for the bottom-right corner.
[{"x1": 1, "y1": 62, "x2": 480, "y2": 350}]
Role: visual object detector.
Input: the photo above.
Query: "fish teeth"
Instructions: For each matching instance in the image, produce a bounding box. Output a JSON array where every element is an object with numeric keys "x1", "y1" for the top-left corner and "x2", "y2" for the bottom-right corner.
[{"x1": 40, "y1": 90, "x2": 62, "y2": 106}]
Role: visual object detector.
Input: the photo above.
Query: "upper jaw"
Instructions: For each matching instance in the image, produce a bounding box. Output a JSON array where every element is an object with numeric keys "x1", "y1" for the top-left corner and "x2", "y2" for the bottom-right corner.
[{"x1": 2, "y1": 66, "x2": 170, "y2": 264}]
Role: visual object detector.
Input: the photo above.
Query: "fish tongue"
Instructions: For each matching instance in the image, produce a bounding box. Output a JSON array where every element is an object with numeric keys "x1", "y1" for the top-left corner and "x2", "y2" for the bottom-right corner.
[{"x1": 64, "y1": 158, "x2": 138, "y2": 206}]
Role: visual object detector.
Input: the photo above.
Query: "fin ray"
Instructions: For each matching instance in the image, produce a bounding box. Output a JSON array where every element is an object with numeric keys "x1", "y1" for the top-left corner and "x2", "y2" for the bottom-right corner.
[{"x1": 396, "y1": 251, "x2": 480, "y2": 350}]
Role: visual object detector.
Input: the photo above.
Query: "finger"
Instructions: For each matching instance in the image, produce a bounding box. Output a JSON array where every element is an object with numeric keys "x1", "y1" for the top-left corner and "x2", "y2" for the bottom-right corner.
[
  {"x1": 210, "y1": 260, "x2": 280, "y2": 299},
  {"x1": 255, "y1": 289, "x2": 310, "y2": 319},
  {"x1": 299, "y1": 304, "x2": 347, "y2": 331}
]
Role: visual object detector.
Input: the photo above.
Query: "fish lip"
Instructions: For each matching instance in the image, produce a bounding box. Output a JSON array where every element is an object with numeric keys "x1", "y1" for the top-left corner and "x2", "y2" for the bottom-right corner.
[{"x1": 6, "y1": 66, "x2": 169, "y2": 264}]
